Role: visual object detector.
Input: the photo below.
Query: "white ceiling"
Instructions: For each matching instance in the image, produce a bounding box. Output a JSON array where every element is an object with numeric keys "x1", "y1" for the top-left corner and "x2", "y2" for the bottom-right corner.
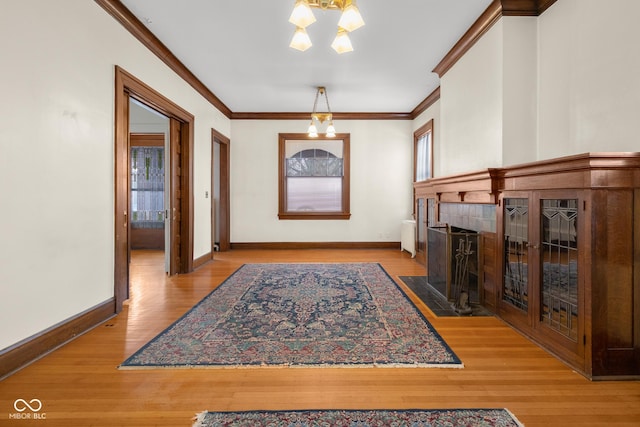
[{"x1": 118, "y1": 0, "x2": 493, "y2": 114}]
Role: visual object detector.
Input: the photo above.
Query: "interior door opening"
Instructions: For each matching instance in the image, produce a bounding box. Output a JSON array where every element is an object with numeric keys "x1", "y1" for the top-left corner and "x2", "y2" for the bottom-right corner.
[
  {"x1": 212, "y1": 129, "x2": 230, "y2": 252},
  {"x1": 129, "y1": 99, "x2": 170, "y2": 273},
  {"x1": 114, "y1": 66, "x2": 194, "y2": 313}
]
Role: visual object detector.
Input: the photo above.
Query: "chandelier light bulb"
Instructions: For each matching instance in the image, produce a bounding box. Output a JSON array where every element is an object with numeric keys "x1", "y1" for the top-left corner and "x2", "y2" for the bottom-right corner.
[
  {"x1": 337, "y1": 0, "x2": 365, "y2": 32},
  {"x1": 289, "y1": 0, "x2": 316, "y2": 28},
  {"x1": 326, "y1": 122, "x2": 336, "y2": 137},
  {"x1": 307, "y1": 121, "x2": 319, "y2": 137},
  {"x1": 331, "y1": 28, "x2": 353, "y2": 54},
  {"x1": 287, "y1": 0, "x2": 365, "y2": 52},
  {"x1": 289, "y1": 27, "x2": 312, "y2": 51}
]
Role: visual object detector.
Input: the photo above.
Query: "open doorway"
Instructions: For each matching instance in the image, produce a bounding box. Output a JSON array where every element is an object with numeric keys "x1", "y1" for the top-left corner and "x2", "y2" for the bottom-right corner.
[
  {"x1": 114, "y1": 66, "x2": 194, "y2": 313},
  {"x1": 212, "y1": 129, "x2": 230, "y2": 252},
  {"x1": 130, "y1": 100, "x2": 169, "y2": 274}
]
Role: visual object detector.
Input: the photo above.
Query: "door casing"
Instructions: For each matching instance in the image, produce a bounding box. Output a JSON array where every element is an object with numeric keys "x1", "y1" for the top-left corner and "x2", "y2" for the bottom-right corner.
[
  {"x1": 212, "y1": 129, "x2": 230, "y2": 252},
  {"x1": 114, "y1": 66, "x2": 194, "y2": 312}
]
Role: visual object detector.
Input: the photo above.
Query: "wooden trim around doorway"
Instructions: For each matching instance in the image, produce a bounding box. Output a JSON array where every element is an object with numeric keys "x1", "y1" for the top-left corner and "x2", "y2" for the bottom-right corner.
[
  {"x1": 114, "y1": 66, "x2": 195, "y2": 312},
  {"x1": 212, "y1": 129, "x2": 231, "y2": 252}
]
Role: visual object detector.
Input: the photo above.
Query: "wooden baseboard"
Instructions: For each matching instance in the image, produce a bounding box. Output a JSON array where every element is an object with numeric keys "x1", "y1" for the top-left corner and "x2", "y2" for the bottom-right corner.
[
  {"x1": 193, "y1": 251, "x2": 213, "y2": 269},
  {"x1": 230, "y1": 242, "x2": 401, "y2": 250},
  {"x1": 0, "y1": 298, "x2": 115, "y2": 379}
]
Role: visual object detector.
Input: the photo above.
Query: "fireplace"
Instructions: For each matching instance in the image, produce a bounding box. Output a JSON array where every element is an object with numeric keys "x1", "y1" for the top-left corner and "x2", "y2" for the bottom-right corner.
[{"x1": 427, "y1": 225, "x2": 480, "y2": 311}]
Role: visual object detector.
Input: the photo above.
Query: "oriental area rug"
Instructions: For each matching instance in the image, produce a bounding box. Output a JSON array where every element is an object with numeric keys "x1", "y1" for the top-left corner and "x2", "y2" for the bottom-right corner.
[
  {"x1": 120, "y1": 263, "x2": 462, "y2": 369},
  {"x1": 193, "y1": 409, "x2": 524, "y2": 427}
]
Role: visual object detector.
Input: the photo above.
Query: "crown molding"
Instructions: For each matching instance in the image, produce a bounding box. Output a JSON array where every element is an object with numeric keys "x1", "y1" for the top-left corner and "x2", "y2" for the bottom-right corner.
[
  {"x1": 432, "y1": 1, "x2": 502, "y2": 77},
  {"x1": 502, "y1": 0, "x2": 558, "y2": 15},
  {"x1": 231, "y1": 112, "x2": 412, "y2": 120},
  {"x1": 537, "y1": 0, "x2": 558, "y2": 14},
  {"x1": 432, "y1": 0, "x2": 557, "y2": 78},
  {"x1": 94, "y1": 0, "x2": 232, "y2": 118},
  {"x1": 410, "y1": 87, "x2": 441, "y2": 119},
  {"x1": 96, "y1": 0, "x2": 556, "y2": 121}
]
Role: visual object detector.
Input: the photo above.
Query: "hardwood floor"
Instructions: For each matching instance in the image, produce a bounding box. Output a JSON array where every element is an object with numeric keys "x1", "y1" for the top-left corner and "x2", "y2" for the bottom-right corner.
[{"x1": 1, "y1": 249, "x2": 639, "y2": 426}]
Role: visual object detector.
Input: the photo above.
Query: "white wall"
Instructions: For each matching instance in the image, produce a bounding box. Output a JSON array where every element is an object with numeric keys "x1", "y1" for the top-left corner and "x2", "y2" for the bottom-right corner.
[
  {"x1": 502, "y1": 17, "x2": 538, "y2": 166},
  {"x1": 230, "y1": 120, "x2": 413, "y2": 243},
  {"x1": 0, "y1": 0, "x2": 229, "y2": 350},
  {"x1": 538, "y1": 0, "x2": 640, "y2": 158},
  {"x1": 419, "y1": 0, "x2": 640, "y2": 180},
  {"x1": 439, "y1": 21, "x2": 504, "y2": 176}
]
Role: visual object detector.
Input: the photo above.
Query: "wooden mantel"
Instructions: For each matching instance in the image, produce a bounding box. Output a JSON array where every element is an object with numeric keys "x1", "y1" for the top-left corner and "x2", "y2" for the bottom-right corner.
[
  {"x1": 414, "y1": 168, "x2": 502, "y2": 204},
  {"x1": 415, "y1": 152, "x2": 640, "y2": 203}
]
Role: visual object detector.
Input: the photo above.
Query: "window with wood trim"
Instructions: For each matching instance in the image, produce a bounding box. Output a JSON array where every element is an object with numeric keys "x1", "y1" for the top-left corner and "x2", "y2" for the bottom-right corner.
[
  {"x1": 278, "y1": 133, "x2": 350, "y2": 220},
  {"x1": 414, "y1": 119, "x2": 433, "y2": 182}
]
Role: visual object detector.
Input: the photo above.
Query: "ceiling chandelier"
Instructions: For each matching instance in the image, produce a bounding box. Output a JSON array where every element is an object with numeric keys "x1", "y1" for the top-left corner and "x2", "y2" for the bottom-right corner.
[
  {"x1": 289, "y1": 0, "x2": 365, "y2": 54},
  {"x1": 308, "y1": 87, "x2": 336, "y2": 137}
]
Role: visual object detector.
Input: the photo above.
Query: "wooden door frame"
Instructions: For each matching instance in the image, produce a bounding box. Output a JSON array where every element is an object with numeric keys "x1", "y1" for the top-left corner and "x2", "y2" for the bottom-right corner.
[
  {"x1": 211, "y1": 129, "x2": 230, "y2": 252},
  {"x1": 168, "y1": 119, "x2": 183, "y2": 275},
  {"x1": 114, "y1": 66, "x2": 194, "y2": 312}
]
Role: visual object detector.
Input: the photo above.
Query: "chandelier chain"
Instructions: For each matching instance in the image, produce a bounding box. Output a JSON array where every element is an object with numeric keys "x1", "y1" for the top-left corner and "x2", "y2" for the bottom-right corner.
[
  {"x1": 323, "y1": 88, "x2": 332, "y2": 114},
  {"x1": 312, "y1": 90, "x2": 321, "y2": 116}
]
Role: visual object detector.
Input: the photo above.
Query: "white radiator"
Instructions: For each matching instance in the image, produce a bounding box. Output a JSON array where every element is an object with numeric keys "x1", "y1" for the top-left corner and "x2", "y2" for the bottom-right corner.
[{"x1": 401, "y1": 220, "x2": 416, "y2": 258}]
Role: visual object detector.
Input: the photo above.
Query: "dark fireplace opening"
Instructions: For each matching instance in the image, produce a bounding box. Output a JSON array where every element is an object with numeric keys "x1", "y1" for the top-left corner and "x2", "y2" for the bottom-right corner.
[{"x1": 427, "y1": 225, "x2": 480, "y2": 313}]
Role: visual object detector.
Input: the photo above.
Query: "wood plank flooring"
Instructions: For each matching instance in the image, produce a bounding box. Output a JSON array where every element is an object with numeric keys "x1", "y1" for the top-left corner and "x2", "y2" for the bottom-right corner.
[{"x1": 1, "y1": 249, "x2": 639, "y2": 426}]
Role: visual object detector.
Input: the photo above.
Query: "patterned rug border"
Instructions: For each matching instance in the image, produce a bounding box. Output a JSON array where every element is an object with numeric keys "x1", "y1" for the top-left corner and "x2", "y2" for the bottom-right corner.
[
  {"x1": 120, "y1": 263, "x2": 463, "y2": 369},
  {"x1": 193, "y1": 408, "x2": 525, "y2": 427}
]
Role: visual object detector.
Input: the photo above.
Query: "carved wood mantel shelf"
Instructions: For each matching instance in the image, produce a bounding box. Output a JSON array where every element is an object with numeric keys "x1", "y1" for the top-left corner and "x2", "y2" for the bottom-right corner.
[
  {"x1": 414, "y1": 152, "x2": 640, "y2": 379},
  {"x1": 414, "y1": 168, "x2": 502, "y2": 204},
  {"x1": 415, "y1": 152, "x2": 640, "y2": 204}
]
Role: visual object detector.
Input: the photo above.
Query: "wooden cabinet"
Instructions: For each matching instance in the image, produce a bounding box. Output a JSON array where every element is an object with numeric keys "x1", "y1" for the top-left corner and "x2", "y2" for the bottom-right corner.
[
  {"x1": 414, "y1": 153, "x2": 640, "y2": 379},
  {"x1": 498, "y1": 191, "x2": 586, "y2": 372}
]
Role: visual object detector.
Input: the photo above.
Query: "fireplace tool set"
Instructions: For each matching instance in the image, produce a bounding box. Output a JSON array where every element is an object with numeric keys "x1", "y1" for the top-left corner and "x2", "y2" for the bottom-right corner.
[{"x1": 452, "y1": 236, "x2": 474, "y2": 315}]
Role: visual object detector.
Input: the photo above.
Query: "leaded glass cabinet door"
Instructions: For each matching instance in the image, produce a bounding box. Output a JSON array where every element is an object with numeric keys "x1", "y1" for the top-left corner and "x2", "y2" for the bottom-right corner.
[
  {"x1": 500, "y1": 192, "x2": 584, "y2": 361},
  {"x1": 503, "y1": 197, "x2": 530, "y2": 312},
  {"x1": 500, "y1": 195, "x2": 534, "y2": 330},
  {"x1": 416, "y1": 198, "x2": 426, "y2": 265},
  {"x1": 535, "y1": 192, "x2": 583, "y2": 359}
]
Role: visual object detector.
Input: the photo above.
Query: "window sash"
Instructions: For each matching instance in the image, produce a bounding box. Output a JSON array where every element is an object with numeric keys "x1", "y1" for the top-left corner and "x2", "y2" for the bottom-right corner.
[
  {"x1": 278, "y1": 134, "x2": 351, "y2": 220},
  {"x1": 286, "y1": 177, "x2": 342, "y2": 212},
  {"x1": 416, "y1": 132, "x2": 431, "y2": 181},
  {"x1": 414, "y1": 120, "x2": 433, "y2": 183}
]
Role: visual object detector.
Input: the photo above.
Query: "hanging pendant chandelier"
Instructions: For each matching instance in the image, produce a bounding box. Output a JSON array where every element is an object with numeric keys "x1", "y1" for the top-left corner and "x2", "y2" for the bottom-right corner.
[
  {"x1": 288, "y1": 0, "x2": 365, "y2": 54},
  {"x1": 308, "y1": 87, "x2": 336, "y2": 137}
]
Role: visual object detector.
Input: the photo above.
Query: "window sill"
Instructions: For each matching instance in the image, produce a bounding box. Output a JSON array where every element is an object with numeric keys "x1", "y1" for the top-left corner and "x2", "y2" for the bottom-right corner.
[{"x1": 278, "y1": 212, "x2": 351, "y2": 220}]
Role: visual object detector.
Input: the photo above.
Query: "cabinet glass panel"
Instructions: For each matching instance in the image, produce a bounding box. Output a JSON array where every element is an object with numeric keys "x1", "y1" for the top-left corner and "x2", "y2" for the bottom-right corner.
[
  {"x1": 540, "y1": 199, "x2": 578, "y2": 340},
  {"x1": 503, "y1": 198, "x2": 529, "y2": 311},
  {"x1": 417, "y1": 198, "x2": 425, "y2": 254},
  {"x1": 427, "y1": 198, "x2": 436, "y2": 227}
]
